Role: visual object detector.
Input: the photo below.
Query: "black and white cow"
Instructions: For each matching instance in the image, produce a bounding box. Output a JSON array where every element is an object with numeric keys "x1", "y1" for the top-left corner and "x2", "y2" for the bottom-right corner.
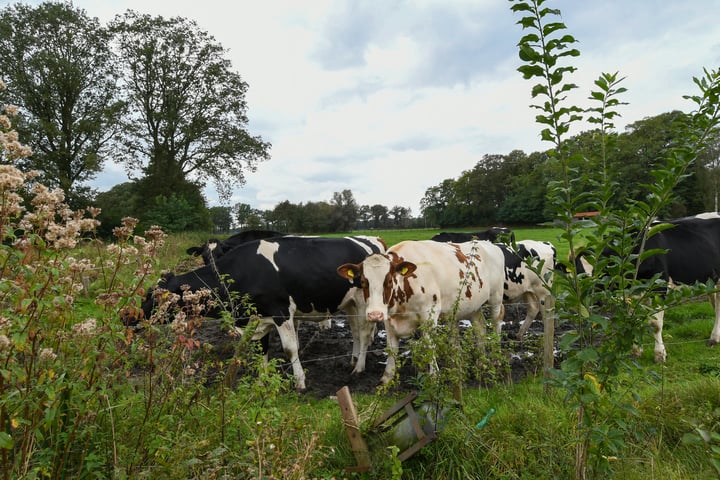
[
  {"x1": 575, "y1": 212, "x2": 720, "y2": 362},
  {"x1": 133, "y1": 235, "x2": 387, "y2": 390},
  {"x1": 497, "y1": 240, "x2": 556, "y2": 338},
  {"x1": 186, "y1": 229, "x2": 286, "y2": 265},
  {"x1": 431, "y1": 227, "x2": 514, "y2": 243}
]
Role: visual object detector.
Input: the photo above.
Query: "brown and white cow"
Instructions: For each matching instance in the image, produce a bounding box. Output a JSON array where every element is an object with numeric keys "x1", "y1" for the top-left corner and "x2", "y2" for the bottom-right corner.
[{"x1": 337, "y1": 240, "x2": 505, "y2": 385}]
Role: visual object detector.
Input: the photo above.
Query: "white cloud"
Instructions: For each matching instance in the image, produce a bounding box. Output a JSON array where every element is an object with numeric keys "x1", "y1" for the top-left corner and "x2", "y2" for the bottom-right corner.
[{"x1": 27, "y1": 0, "x2": 720, "y2": 214}]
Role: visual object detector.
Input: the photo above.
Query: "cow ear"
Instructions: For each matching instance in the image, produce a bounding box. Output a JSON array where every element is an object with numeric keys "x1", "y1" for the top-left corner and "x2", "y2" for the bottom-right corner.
[
  {"x1": 186, "y1": 246, "x2": 201, "y2": 256},
  {"x1": 395, "y1": 261, "x2": 416, "y2": 277},
  {"x1": 337, "y1": 264, "x2": 360, "y2": 280}
]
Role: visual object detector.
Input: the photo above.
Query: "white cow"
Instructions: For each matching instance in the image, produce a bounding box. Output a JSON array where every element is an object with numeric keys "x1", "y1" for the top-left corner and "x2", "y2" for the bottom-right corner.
[{"x1": 337, "y1": 240, "x2": 505, "y2": 385}]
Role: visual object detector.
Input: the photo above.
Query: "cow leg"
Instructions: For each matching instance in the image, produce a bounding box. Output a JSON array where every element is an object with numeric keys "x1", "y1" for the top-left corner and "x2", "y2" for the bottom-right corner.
[
  {"x1": 488, "y1": 301, "x2": 504, "y2": 336},
  {"x1": 381, "y1": 319, "x2": 400, "y2": 385},
  {"x1": 346, "y1": 305, "x2": 376, "y2": 374},
  {"x1": 518, "y1": 293, "x2": 540, "y2": 338},
  {"x1": 649, "y1": 309, "x2": 667, "y2": 363},
  {"x1": 348, "y1": 307, "x2": 362, "y2": 370},
  {"x1": 353, "y1": 322, "x2": 377, "y2": 375},
  {"x1": 260, "y1": 333, "x2": 270, "y2": 364},
  {"x1": 709, "y1": 289, "x2": 720, "y2": 346},
  {"x1": 275, "y1": 318, "x2": 306, "y2": 391},
  {"x1": 468, "y1": 310, "x2": 487, "y2": 343}
]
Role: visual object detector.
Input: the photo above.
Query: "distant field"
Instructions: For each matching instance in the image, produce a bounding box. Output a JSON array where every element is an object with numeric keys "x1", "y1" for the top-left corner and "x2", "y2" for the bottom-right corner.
[{"x1": 326, "y1": 226, "x2": 569, "y2": 257}]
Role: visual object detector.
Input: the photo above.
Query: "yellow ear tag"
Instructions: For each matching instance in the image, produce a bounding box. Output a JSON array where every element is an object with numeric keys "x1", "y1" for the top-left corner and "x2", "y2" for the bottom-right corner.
[
  {"x1": 347, "y1": 269, "x2": 354, "y2": 278},
  {"x1": 400, "y1": 266, "x2": 409, "y2": 275}
]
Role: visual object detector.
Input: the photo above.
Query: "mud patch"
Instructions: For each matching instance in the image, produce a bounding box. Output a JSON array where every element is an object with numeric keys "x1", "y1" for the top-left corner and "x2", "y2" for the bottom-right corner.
[{"x1": 192, "y1": 305, "x2": 558, "y2": 399}]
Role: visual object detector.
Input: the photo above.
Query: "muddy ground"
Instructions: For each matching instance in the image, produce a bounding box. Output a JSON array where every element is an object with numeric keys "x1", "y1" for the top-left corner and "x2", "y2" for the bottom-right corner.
[{"x1": 195, "y1": 304, "x2": 555, "y2": 399}]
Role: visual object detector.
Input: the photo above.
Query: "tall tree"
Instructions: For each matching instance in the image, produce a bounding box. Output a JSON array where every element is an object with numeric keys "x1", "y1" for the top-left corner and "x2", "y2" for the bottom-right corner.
[
  {"x1": 420, "y1": 179, "x2": 456, "y2": 227},
  {"x1": 0, "y1": 1, "x2": 124, "y2": 207},
  {"x1": 330, "y1": 189, "x2": 358, "y2": 231},
  {"x1": 369, "y1": 204, "x2": 389, "y2": 228},
  {"x1": 270, "y1": 200, "x2": 299, "y2": 232},
  {"x1": 304, "y1": 201, "x2": 334, "y2": 232},
  {"x1": 209, "y1": 205, "x2": 232, "y2": 233},
  {"x1": 357, "y1": 204, "x2": 371, "y2": 229},
  {"x1": 389, "y1": 205, "x2": 411, "y2": 228},
  {"x1": 110, "y1": 11, "x2": 271, "y2": 205},
  {"x1": 234, "y1": 202, "x2": 253, "y2": 227}
]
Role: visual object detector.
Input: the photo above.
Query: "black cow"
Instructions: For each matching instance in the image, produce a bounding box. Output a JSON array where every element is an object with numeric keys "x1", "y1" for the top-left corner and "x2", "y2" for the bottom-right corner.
[
  {"x1": 134, "y1": 235, "x2": 387, "y2": 390},
  {"x1": 431, "y1": 227, "x2": 514, "y2": 243},
  {"x1": 186, "y1": 229, "x2": 286, "y2": 265},
  {"x1": 575, "y1": 212, "x2": 720, "y2": 362}
]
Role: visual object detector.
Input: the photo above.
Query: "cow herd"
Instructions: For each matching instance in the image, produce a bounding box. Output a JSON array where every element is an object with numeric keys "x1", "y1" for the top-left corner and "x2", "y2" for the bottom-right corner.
[{"x1": 126, "y1": 213, "x2": 720, "y2": 391}]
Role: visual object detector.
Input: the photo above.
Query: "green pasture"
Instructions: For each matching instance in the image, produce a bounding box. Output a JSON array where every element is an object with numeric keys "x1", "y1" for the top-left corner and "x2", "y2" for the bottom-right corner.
[
  {"x1": 43, "y1": 226, "x2": 717, "y2": 479},
  {"x1": 135, "y1": 227, "x2": 720, "y2": 478}
]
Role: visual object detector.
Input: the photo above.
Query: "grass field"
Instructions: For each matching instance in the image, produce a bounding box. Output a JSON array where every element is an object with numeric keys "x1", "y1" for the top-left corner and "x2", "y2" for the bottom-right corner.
[
  {"x1": 12, "y1": 225, "x2": 712, "y2": 479},
  {"x1": 322, "y1": 225, "x2": 568, "y2": 255},
  {"x1": 158, "y1": 226, "x2": 720, "y2": 479}
]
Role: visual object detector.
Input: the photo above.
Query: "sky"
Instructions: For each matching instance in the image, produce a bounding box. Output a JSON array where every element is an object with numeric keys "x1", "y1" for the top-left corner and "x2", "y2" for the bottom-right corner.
[{"x1": 14, "y1": 0, "x2": 720, "y2": 215}]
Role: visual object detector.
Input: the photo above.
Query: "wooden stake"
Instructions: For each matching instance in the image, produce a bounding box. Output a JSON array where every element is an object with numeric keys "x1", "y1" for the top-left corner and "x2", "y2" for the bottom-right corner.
[{"x1": 336, "y1": 386, "x2": 371, "y2": 472}]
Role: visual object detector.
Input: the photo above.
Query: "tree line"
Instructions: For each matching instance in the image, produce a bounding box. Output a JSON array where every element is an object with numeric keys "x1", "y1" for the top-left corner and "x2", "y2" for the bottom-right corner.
[
  {"x1": 207, "y1": 190, "x2": 416, "y2": 234},
  {"x1": 421, "y1": 110, "x2": 720, "y2": 228},
  {"x1": 2, "y1": 2, "x2": 718, "y2": 236}
]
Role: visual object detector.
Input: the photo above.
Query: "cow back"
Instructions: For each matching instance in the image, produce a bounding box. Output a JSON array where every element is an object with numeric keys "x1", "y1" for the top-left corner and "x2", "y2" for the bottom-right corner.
[
  {"x1": 387, "y1": 240, "x2": 495, "y2": 318},
  {"x1": 147, "y1": 235, "x2": 385, "y2": 322}
]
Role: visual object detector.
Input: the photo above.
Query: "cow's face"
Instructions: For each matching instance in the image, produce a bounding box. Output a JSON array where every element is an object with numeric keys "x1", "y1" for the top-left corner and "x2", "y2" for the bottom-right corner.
[
  {"x1": 122, "y1": 273, "x2": 177, "y2": 327},
  {"x1": 337, "y1": 253, "x2": 417, "y2": 323}
]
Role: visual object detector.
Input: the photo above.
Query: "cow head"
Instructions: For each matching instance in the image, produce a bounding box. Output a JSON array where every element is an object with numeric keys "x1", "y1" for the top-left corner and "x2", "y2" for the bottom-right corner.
[
  {"x1": 569, "y1": 247, "x2": 595, "y2": 275},
  {"x1": 186, "y1": 239, "x2": 221, "y2": 265},
  {"x1": 121, "y1": 272, "x2": 178, "y2": 327},
  {"x1": 337, "y1": 253, "x2": 417, "y2": 323}
]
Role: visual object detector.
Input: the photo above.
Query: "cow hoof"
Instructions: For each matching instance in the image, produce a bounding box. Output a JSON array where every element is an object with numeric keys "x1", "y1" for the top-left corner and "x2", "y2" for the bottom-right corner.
[
  {"x1": 654, "y1": 350, "x2": 667, "y2": 363},
  {"x1": 709, "y1": 339, "x2": 718, "y2": 347}
]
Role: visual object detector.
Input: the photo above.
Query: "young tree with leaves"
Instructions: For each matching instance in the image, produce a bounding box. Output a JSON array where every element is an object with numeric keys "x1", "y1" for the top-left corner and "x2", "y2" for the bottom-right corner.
[
  {"x1": 510, "y1": 1, "x2": 720, "y2": 478},
  {"x1": 0, "y1": 1, "x2": 124, "y2": 208}
]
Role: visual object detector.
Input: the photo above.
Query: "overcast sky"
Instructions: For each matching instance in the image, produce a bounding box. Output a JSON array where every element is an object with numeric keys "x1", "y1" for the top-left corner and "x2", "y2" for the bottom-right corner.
[{"x1": 18, "y1": 0, "x2": 720, "y2": 214}]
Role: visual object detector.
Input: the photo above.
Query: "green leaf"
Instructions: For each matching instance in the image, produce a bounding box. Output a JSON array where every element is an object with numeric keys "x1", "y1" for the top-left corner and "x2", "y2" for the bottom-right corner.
[
  {"x1": 519, "y1": 44, "x2": 542, "y2": 62},
  {"x1": 0, "y1": 432, "x2": 13, "y2": 449},
  {"x1": 531, "y1": 84, "x2": 549, "y2": 98},
  {"x1": 518, "y1": 64, "x2": 545, "y2": 79},
  {"x1": 510, "y1": 3, "x2": 534, "y2": 13},
  {"x1": 559, "y1": 331, "x2": 580, "y2": 350},
  {"x1": 576, "y1": 347, "x2": 599, "y2": 362},
  {"x1": 517, "y1": 16, "x2": 538, "y2": 29},
  {"x1": 519, "y1": 33, "x2": 540, "y2": 44},
  {"x1": 542, "y1": 22, "x2": 566, "y2": 36}
]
